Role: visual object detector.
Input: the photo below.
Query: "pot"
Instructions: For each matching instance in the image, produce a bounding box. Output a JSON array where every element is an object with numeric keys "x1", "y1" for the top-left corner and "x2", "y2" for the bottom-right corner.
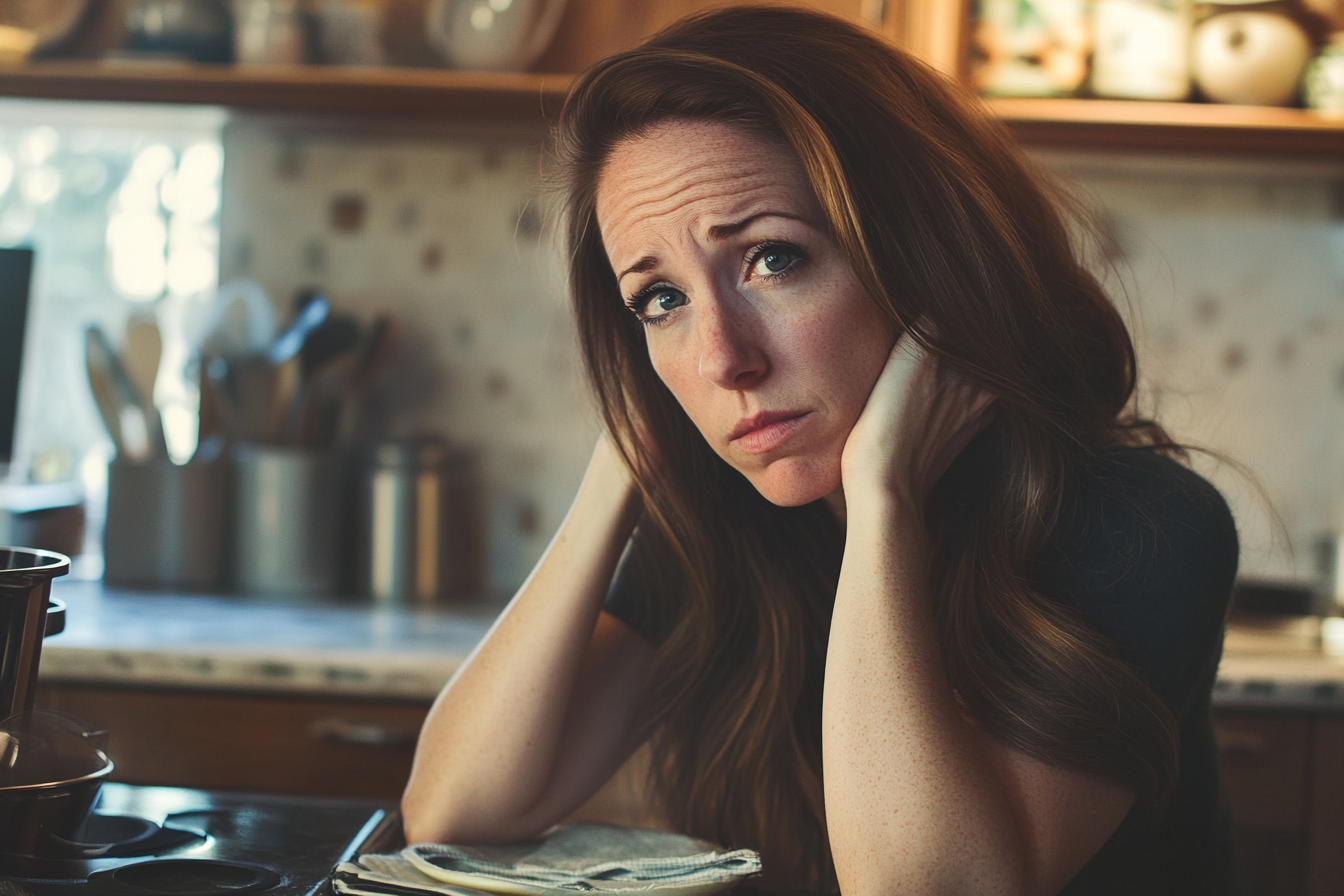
[
  {"x1": 0, "y1": 710, "x2": 114, "y2": 859},
  {"x1": 0, "y1": 760, "x2": 114, "y2": 858}
]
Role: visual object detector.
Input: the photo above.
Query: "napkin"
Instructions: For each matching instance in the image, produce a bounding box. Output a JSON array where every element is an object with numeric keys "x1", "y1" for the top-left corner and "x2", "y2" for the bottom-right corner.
[{"x1": 333, "y1": 823, "x2": 762, "y2": 896}]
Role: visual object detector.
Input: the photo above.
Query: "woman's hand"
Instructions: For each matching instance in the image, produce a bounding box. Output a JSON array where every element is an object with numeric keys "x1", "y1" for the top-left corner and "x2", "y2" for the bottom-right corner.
[{"x1": 840, "y1": 329, "x2": 996, "y2": 512}]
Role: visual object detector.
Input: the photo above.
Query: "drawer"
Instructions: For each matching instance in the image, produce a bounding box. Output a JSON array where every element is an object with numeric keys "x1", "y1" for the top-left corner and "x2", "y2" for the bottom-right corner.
[
  {"x1": 1215, "y1": 710, "x2": 1313, "y2": 828},
  {"x1": 36, "y1": 683, "x2": 430, "y2": 800}
]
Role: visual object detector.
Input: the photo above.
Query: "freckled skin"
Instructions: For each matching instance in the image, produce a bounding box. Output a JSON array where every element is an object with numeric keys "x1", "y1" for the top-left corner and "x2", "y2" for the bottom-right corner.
[{"x1": 596, "y1": 120, "x2": 896, "y2": 507}]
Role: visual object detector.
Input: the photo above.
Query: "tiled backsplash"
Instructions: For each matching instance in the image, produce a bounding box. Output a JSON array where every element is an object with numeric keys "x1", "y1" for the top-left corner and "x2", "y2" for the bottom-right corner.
[
  {"x1": 1048, "y1": 154, "x2": 1344, "y2": 581},
  {"x1": 217, "y1": 122, "x2": 1344, "y2": 589},
  {"x1": 219, "y1": 116, "x2": 598, "y2": 593}
]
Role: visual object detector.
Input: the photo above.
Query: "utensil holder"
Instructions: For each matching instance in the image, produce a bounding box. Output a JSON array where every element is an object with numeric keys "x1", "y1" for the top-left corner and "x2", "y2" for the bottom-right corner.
[
  {"x1": 232, "y1": 443, "x2": 349, "y2": 596},
  {"x1": 103, "y1": 458, "x2": 229, "y2": 591}
]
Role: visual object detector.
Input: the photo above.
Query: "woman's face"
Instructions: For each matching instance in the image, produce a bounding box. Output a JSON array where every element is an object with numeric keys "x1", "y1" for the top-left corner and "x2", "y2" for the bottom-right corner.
[{"x1": 596, "y1": 119, "x2": 896, "y2": 506}]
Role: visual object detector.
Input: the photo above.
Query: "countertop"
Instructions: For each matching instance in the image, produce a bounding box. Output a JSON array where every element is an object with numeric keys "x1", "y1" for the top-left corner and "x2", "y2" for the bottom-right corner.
[
  {"x1": 38, "y1": 579, "x2": 496, "y2": 700},
  {"x1": 40, "y1": 579, "x2": 1344, "y2": 709}
]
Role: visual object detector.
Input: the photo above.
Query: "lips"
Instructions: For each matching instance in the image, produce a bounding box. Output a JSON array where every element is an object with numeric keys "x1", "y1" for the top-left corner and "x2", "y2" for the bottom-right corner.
[{"x1": 728, "y1": 410, "x2": 811, "y2": 455}]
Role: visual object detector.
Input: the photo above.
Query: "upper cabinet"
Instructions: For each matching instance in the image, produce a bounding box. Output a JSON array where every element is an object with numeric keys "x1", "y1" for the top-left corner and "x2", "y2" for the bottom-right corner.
[{"x1": 0, "y1": 0, "x2": 1340, "y2": 158}]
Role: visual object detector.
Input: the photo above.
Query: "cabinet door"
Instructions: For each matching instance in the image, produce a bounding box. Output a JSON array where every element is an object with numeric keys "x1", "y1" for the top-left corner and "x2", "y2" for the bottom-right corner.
[
  {"x1": 1308, "y1": 718, "x2": 1344, "y2": 896},
  {"x1": 1215, "y1": 710, "x2": 1314, "y2": 896},
  {"x1": 37, "y1": 683, "x2": 429, "y2": 800}
]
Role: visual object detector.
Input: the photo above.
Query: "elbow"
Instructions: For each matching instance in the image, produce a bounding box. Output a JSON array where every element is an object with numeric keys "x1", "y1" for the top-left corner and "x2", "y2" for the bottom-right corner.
[{"x1": 401, "y1": 779, "x2": 468, "y2": 846}]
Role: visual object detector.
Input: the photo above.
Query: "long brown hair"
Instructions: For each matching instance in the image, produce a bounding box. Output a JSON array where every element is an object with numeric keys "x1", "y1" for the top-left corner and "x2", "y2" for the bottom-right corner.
[{"x1": 555, "y1": 7, "x2": 1179, "y2": 892}]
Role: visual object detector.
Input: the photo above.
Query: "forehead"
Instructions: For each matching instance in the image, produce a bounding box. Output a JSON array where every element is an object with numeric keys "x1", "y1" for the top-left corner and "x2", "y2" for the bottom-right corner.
[{"x1": 595, "y1": 119, "x2": 814, "y2": 248}]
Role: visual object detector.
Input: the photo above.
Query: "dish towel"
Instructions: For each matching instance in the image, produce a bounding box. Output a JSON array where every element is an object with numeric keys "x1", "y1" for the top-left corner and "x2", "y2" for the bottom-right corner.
[{"x1": 332, "y1": 823, "x2": 762, "y2": 896}]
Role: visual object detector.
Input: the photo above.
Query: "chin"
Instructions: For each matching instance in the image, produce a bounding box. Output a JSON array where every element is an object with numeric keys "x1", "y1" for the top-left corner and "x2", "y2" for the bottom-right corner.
[{"x1": 743, "y1": 456, "x2": 841, "y2": 507}]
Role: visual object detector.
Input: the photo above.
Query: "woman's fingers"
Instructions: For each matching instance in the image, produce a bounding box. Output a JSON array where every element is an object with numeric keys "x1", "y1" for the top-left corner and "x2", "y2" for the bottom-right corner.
[{"x1": 843, "y1": 332, "x2": 995, "y2": 504}]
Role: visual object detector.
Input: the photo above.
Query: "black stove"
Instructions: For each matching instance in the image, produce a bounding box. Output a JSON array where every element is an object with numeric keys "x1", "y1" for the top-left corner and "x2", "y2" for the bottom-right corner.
[{"x1": 1, "y1": 782, "x2": 400, "y2": 895}]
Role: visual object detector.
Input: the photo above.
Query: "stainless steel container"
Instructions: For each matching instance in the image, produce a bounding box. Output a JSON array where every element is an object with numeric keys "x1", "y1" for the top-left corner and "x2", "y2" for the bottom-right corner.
[
  {"x1": 103, "y1": 458, "x2": 228, "y2": 591},
  {"x1": 0, "y1": 547, "x2": 69, "y2": 720},
  {"x1": 358, "y1": 438, "x2": 481, "y2": 605},
  {"x1": 233, "y1": 444, "x2": 347, "y2": 596}
]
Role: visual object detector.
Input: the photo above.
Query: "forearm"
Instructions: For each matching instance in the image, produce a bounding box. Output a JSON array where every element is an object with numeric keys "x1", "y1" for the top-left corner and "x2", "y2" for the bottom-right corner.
[
  {"x1": 402, "y1": 438, "x2": 644, "y2": 843},
  {"x1": 822, "y1": 493, "x2": 1030, "y2": 895}
]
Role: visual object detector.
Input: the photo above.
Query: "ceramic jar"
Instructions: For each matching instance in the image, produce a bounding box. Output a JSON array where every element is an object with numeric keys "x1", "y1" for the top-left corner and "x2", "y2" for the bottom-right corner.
[
  {"x1": 1092, "y1": 0, "x2": 1194, "y2": 101},
  {"x1": 971, "y1": 0, "x2": 1092, "y2": 97},
  {"x1": 1304, "y1": 33, "x2": 1344, "y2": 115},
  {"x1": 1191, "y1": 3, "x2": 1315, "y2": 105}
]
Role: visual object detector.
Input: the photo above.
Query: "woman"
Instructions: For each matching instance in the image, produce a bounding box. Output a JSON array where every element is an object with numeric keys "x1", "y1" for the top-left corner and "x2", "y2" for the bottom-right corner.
[{"x1": 402, "y1": 7, "x2": 1239, "y2": 895}]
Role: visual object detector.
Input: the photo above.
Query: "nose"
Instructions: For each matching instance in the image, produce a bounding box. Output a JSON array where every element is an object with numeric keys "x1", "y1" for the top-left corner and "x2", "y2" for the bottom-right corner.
[{"x1": 696, "y1": 293, "x2": 768, "y2": 390}]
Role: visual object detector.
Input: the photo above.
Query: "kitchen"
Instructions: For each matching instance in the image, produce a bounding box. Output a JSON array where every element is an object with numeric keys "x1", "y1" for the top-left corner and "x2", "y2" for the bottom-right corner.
[{"x1": 2, "y1": 0, "x2": 1343, "y2": 893}]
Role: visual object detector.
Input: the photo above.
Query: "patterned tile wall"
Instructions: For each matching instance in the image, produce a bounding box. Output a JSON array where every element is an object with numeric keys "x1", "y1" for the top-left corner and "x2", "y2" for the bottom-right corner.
[
  {"x1": 219, "y1": 119, "x2": 1344, "y2": 591},
  {"x1": 1047, "y1": 154, "x2": 1344, "y2": 581},
  {"x1": 219, "y1": 116, "x2": 598, "y2": 594}
]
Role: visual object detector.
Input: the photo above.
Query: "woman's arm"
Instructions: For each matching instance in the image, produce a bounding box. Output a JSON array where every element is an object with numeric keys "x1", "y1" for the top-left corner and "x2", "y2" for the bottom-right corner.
[
  {"x1": 823, "y1": 338, "x2": 1133, "y2": 896},
  {"x1": 401, "y1": 435, "x2": 654, "y2": 844}
]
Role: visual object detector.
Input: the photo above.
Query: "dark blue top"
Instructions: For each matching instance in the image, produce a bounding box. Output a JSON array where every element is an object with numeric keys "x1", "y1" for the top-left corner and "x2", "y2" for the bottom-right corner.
[{"x1": 604, "y1": 448, "x2": 1240, "y2": 895}]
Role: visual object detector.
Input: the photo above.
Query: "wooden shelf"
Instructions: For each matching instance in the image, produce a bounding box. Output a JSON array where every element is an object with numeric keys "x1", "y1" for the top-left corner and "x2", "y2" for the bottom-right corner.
[
  {"x1": 0, "y1": 62, "x2": 1340, "y2": 158},
  {"x1": 0, "y1": 61, "x2": 573, "y2": 123},
  {"x1": 989, "y1": 96, "x2": 1344, "y2": 159}
]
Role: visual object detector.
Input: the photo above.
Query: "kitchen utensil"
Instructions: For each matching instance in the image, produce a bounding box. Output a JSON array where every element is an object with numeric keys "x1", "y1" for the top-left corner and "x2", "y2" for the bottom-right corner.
[
  {"x1": 1193, "y1": 8, "x2": 1314, "y2": 105},
  {"x1": 232, "y1": 443, "x2": 348, "y2": 596},
  {"x1": 288, "y1": 343, "x2": 359, "y2": 447},
  {"x1": 0, "y1": 710, "x2": 114, "y2": 859},
  {"x1": 85, "y1": 327, "x2": 154, "y2": 462},
  {"x1": 0, "y1": 546, "x2": 68, "y2": 721},
  {"x1": 424, "y1": 0, "x2": 568, "y2": 71},
  {"x1": 123, "y1": 316, "x2": 167, "y2": 459},
  {"x1": 205, "y1": 280, "x2": 277, "y2": 358},
  {"x1": 268, "y1": 292, "x2": 330, "y2": 366},
  {"x1": 285, "y1": 315, "x2": 361, "y2": 445},
  {"x1": 336, "y1": 313, "x2": 393, "y2": 443},
  {"x1": 103, "y1": 457, "x2": 229, "y2": 591},
  {"x1": 358, "y1": 437, "x2": 482, "y2": 604},
  {"x1": 1092, "y1": 0, "x2": 1193, "y2": 100},
  {"x1": 233, "y1": 0, "x2": 309, "y2": 65}
]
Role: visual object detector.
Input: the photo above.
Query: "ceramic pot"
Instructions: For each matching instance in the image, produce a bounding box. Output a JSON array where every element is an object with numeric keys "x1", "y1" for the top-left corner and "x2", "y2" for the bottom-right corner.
[
  {"x1": 1192, "y1": 10, "x2": 1314, "y2": 105},
  {"x1": 1304, "y1": 34, "x2": 1344, "y2": 116}
]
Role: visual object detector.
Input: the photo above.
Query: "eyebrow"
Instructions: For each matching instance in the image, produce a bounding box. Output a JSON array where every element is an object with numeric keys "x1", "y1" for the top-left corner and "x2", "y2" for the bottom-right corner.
[{"x1": 615, "y1": 211, "x2": 804, "y2": 283}]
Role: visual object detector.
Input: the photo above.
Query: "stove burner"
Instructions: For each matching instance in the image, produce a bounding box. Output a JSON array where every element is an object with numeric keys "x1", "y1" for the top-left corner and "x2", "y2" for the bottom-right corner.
[
  {"x1": 88, "y1": 858, "x2": 281, "y2": 894},
  {"x1": 21, "y1": 813, "x2": 208, "y2": 861}
]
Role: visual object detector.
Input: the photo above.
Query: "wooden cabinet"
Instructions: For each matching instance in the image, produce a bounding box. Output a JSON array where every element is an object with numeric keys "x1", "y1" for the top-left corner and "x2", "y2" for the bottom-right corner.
[
  {"x1": 0, "y1": 1, "x2": 1336, "y2": 156},
  {"x1": 35, "y1": 682, "x2": 430, "y2": 801},
  {"x1": 1215, "y1": 709, "x2": 1344, "y2": 896}
]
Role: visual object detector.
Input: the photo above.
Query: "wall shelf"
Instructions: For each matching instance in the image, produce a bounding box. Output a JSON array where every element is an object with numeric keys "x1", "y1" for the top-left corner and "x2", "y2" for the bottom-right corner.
[
  {"x1": 0, "y1": 61, "x2": 573, "y2": 123},
  {"x1": 990, "y1": 97, "x2": 1344, "y2": 160},
  {"x1": 0, "y1": 62, "x2": 1340, "y2": 159}
]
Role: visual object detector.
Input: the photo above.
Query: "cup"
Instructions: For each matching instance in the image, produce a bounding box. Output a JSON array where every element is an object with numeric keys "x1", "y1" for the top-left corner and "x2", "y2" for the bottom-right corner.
[
  {"x1": 103, "y1": 458, "x2": 229, "y2": 591},
  {"x1": 232, "y1": 443, "x2": 348, "y2": 596}
]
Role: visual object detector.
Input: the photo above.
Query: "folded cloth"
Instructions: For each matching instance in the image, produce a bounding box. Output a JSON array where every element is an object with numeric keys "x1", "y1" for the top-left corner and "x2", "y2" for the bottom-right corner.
[{"x1": 333, "y1": 824, "x2": 762, "y2": 896}]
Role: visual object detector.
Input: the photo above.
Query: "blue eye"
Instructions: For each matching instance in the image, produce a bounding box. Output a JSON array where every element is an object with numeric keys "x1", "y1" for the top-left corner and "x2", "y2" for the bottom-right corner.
[
  {"x1": 653, "y1": 289, "x2": 687, "y2": 313},
  {"x1": 748, "y1": 243, "x2": 804, "y2": 278},
  {"x1": 626, "y1": 285, "x2": 688, "y2": 325}
]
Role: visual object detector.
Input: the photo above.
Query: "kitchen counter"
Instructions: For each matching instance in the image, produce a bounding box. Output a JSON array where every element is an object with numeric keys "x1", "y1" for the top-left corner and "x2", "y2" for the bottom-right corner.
[
  {"x1": 41, "y1": 579, "x2": 1344, "y2": 708},
  {"x1": 39, "y1": 579, "x2": 496, "y2": 699}
]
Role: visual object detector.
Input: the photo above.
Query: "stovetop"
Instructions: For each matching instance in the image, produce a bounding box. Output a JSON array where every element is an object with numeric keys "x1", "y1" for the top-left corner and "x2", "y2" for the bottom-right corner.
[{"x1": 1, "y1": 782, "x2": 400, "y2": 895}]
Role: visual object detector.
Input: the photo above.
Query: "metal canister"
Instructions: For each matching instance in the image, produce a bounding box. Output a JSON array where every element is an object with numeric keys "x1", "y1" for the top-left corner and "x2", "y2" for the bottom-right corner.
[{"x1": 359, "y1": 437, "x2": 481, "y2": 605}]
